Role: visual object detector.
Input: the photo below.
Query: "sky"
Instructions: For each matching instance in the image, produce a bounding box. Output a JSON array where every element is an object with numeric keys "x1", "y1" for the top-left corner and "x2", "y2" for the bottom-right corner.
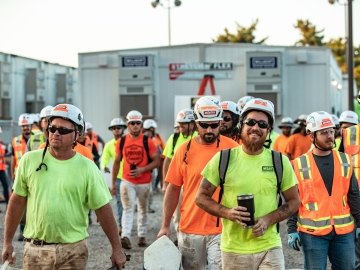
[{"x1": 0, "y1": 0, "x2": 359, "y2": 67}]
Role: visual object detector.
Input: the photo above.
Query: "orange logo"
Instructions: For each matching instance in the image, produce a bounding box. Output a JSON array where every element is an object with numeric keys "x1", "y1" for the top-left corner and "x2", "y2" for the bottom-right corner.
[
  {"x1": 254, "y1": 100, "x2": 267, "y2": 106},
  {"x1": 321, "y1": 118, "x2": 333, "y2": 127},
  {"x1": 53, "y1": 104, "x2": 68, "y2": 112}
]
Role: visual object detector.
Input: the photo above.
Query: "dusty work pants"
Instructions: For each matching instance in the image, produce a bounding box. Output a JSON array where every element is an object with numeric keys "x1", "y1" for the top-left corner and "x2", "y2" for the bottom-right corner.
[{"x1": 120, "y1": 179, "x2": 151, "y2": 240}]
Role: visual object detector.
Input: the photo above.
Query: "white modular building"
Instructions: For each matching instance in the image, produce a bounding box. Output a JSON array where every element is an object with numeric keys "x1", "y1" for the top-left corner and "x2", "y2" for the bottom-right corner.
[
  {"x1": 78, "y1": 43, "x2": 344, "y2": 141},
  {"x1": 0, "y1": 52, "x2": 77, "y2": 143}
]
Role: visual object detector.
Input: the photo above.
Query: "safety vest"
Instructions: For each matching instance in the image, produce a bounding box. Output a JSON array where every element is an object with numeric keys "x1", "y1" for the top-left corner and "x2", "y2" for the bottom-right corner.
[
  {"x1": 293, "y1": 150, "x2": 354, "y2": 236},
  {"x1": 0, "y1": 142, "x2": 6, "y2": 171},
  {"x1": 12, "y1": 135, "x2": 27, "y2": 172},
  {"x1": 343, "y1": 125, "x2": 360, "y2": 185},
  {"x1": 28, "y1": 132, "x2": 45, "y2": 151},
  {"x1": 89, "y1": 132, "x2": 99, "y2": 151}
]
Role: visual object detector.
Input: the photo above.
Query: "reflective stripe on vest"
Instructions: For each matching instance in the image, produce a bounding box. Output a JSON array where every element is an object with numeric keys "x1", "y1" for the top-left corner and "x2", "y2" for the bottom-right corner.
[
  {"x1": 343, "y1": 125, "x2": 360, "y2": 183},
  {"x1": 294, "y1": 150, "x2": 354, "y2": 236}
]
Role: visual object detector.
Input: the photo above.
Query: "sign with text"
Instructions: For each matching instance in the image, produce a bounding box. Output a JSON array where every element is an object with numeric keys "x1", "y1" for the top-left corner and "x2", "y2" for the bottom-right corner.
[
  {"x1": 250, "y1": 57, "x2": 277, "y2": 69},
  {"x1": 122, "y1": 56, "x2": 148, "y2": 67},
  {"x1": 169, "y1": 62, "x2": 233, "y2": 80}
]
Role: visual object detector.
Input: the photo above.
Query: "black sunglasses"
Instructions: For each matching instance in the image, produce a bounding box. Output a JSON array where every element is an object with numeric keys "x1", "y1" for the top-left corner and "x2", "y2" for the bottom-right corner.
[
  {"x1": 48, "y1": 125, "x2": 75, "y2": 135},
  {"x1": 198, "y1": 122, "x2": 220, "y2": 129},
  {"x1": 223, "y1": 116, "x2": 232, "y2": 122},
  {"x1": 244, "y1": 119, "x2": 269, "y2": 129},
  {"x1": 129, "y1": 121, "x2": 142, "y2": 126}
]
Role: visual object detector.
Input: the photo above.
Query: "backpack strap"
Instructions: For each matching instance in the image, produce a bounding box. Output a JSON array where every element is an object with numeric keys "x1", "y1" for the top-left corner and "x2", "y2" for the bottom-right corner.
[
  {"x1": 171, "y1": 132, "x2": 180, "y2": 155},
  {"x1": 216, "y1": 148, "x2": 231, "y2": 227},
  {"x1": 143, "y1": 135, "x2": 152, "y2": 162},
  {"x1": 271, "y1": 150, "x2": 284, "y2": 233},
  {"x1": 119, "y1": 135, "x2": 126, "y2": 162}
]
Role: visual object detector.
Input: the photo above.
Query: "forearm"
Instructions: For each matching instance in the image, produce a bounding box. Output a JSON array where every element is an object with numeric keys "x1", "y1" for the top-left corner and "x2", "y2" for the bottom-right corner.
[
  {"x1": 4, "y1": 194, "x2": 27, "y2": 244},
  {"x1": 112, "y1": 158, "x2": 120, "y2": 186},
  {"x1": 161, "y1": 184, "x2": 180, "y2": 228},
  {"x1": 287, "y1": 212, "x2": 299, "y2": 233},
  {"x1": 263, "y1": 198, "x2": 299, "y2": 227},
  {"x1": 95, "y1": 204, "x2": 122, "y2": 251},
  {"x1": 141, "y1": 157, "x2": 159, "y2": 173},
  {"x1": 196, "y1": 193, "x2": 227, "y2": 219}
]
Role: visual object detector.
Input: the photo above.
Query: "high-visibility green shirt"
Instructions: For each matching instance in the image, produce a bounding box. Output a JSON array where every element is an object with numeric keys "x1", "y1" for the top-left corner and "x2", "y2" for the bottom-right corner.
[
  {"x1": 101, "y1": 138, "x2": 122, "y2": 179},
  {"x1": 162, "y1": 131, "x2": 198, "y2": 159}
]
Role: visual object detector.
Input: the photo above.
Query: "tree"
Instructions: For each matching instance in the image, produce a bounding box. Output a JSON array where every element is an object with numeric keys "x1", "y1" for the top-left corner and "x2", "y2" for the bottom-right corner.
[
  {"x1": 212, "y1": 19, "x2": 267, "y2": 44},
  {"x1": 294, "y1": 19, "x2": 325, "y2": 46}
]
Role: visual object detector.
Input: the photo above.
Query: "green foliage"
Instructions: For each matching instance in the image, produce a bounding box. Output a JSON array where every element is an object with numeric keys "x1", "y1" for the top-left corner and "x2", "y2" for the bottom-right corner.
[
  {"x1": 294, "y1": 19, "x2": 325, "y2": 46},
  {"x1": 212, "y1": 19, "x2": 267, "y2": 44}
]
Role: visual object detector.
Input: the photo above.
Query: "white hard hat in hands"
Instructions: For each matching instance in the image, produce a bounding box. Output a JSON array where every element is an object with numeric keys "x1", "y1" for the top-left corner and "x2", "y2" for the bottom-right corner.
[
  {"x1": 143, "y1": 119, "x2": 157, "y2": 129},
  {"x1": 240, "y1": 98, "x2": 275, "y2": 125},
  {"x1": 237, "y1": 95, "x2": 255, "y2": 110},
  {"x1": 306, "y1": 111, "x2": 335, "y2": 133},
  {"x1": 220, "y1": 101, "x2": 240, "y2": 115},
  {"x1": 339, "y1": 110, "x2": 358, "y2": 125},
  {"x1": 193, "y1": 96, "x2": 223, "y2": 122},
  {"x1": 108, "y1": 118, "x2": 126, "y2": 130},
  {"x1": 278, "y1": 117, "x2": 294, "y2": 128},
  {"x1": 175, "y1": 109, "x2": 195, "y2": 123},
  {"x1": 18, "y1": 113, "x2": 33, "y2": 126},
  {"x1": 126, "y1": 110, "x2": 143, "y2": 123},
  {"x1": 40, "y1": 105, "x2": 54, "y2": 119},
  {"x1": 49, "y1": 104, "x2": 84, "y2": 131}
]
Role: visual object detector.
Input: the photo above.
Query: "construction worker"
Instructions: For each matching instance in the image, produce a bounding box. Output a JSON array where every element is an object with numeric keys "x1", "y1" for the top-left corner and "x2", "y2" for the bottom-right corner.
[
  {"x1": 196, "y1": 98, "x2": 299, "y2": 269},
  {"x1": 339, "y1": 92, "x2": 360, "y2": 268},
  {"x1": 339, "y1": 110, "x2": 358, "y2": 135},
  {"x1": 85, "y1": 122, "x2": 105, "y2": 168},
  {"x1": 285, "y1": 114, "x2": 312, "y2": 160},
  {"x1": 288, "y1": 111, "x2": 360, "y2": 269},
  {"x1": 158, "y1": 96, "x2": 238, "y2": 269},
  {"x1": 2, "y1": 104, "x2": 127, "y2": 269},
  {"x1": 0, "y1": 127, "x2": 9, "y2": 208},
  {"x1": 101, "y1": 117, "x2": 127, "y2": 234},
  {"x1": 237, "y1": 95, "x2": 255, "y2": 111},
  {"x1": 27, "y1": 105, "x2": 53, "y2": 151},
  {"x1": 273, "y1": 117, "x2": 294, "y2": 154},
  {"x1": 112, "y1": 110, "x2": 160, "y2": 249},
  {"x1": 220, "y1": 100, "x2": 241, "y2": 142}
]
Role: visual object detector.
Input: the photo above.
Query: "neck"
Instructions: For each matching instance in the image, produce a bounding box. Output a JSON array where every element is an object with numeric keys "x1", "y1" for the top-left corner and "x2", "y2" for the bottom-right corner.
[
  {"x1": 49, "y1": 146, "x2": 76, "y2": 160},
  {"x1": 312, "y1": 147, "x2": 332, "y2": 156},
  {"x1": 242, "y1": 145, "x2": 264, "y2": 155}
]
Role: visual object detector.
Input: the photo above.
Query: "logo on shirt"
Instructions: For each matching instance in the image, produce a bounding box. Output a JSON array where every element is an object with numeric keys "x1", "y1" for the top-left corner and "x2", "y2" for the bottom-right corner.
[{"x1": 262, "y1": 166, "x2": 274, "y2": 172}]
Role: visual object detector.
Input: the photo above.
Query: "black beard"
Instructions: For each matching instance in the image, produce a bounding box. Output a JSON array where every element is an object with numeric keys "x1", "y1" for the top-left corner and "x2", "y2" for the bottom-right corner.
[
  {"x1": 202, "y1": 133, "x2": 217, "y2": 144},
  {"x1": 220, "y1": 126, "x2": 233, "y2": 136}
]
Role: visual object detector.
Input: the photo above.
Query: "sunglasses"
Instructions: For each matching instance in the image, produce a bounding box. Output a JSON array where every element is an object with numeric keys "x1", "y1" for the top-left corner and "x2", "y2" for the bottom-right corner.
[
  {"x1": 129, "y1": 121, "x2": 142, "y2": 126},
  {"x1": 48, "y1": 125, "x2": 75, "y2": 135},
  {"x1": 111, "y1": 126, "x2": 124, "y2": 130},
  {"x1": 198, "y1": 122, "x2": 220, "y2": 129},
  {"x1": 223, "y1": 116, "x2": 232, "y2": 122},
  {"x1": 244, "y1": 119, "x2": 269, "y2": 129}
]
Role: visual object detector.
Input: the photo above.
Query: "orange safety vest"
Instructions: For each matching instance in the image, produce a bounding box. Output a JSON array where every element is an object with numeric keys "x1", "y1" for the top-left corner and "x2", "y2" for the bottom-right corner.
[
  {"x1": 12, "y1": 135, "x2": 27, "y2": 172},
  {"x1": 293, "y1": 150, "x2": 354, "y2": 236},
  {"x1": 89, "y1": 132, "x2": 99, "y2": 151},
  {"x1": 343, "y1": 124, "x2": 360, "y2": 185},
  {"x1": 0, "y1": 142, "x2": 6, "y2": 171}
]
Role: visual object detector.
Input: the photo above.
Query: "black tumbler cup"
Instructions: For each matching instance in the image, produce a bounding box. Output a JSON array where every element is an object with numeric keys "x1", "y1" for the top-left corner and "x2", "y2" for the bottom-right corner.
[{"x1": 237, "y1": 194, "x2": 255, "y2": 227}]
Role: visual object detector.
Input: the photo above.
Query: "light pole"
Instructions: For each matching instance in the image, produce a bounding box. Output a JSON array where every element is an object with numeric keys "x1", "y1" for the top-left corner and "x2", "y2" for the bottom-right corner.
[
  {"x1": 328, "y1": 0, "x2": 354, "y2": 110},
  {"x1": 151, "y1": 0, "x2": 182, "y2": 46}
]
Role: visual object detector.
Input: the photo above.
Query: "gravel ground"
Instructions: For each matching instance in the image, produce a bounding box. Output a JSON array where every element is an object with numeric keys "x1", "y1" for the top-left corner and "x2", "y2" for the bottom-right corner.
[{"x1": 0, "y1": 191, "x2": 317, "y2": 270}]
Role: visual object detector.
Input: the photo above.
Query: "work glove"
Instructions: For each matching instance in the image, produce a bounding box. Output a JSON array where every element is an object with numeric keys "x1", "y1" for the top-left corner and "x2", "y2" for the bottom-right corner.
[
  {"x1": 356, "y1": 228, "x2": 360, "y2": 240},
  {"x1": 288, "y1": 232, "x2": 301, "y2": 251}
]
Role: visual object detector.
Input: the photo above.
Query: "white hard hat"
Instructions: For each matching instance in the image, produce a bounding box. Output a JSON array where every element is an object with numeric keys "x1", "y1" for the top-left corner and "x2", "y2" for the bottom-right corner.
[
  {"x1": 306, "y1": 111, "x2": 335, "y2": 133},
  {"x1": 175, "y1": 109, "x2": 195, "y2": 123},
  {"x1": 237, "y1": 95, "x2": 255, "y2": 110},
  {"x1": 294, "y1": 114, "x2": 308, "y2": 125},
  {"x1": 143, "y1": 119, "x2": 157, "y2": 129},
  {"x1": 40, "y1": 105, "x2": 54, "y2": 119},
  {"x1": 126, "y1": 110, "x2": 143, "y2": 123},
  {"x1": 30, "y1": 113, "x2": 40, "y2": 123},
  {"x1": 339, "y1": 110, "x2": 358, "y2": 125},
  {"x1": 108, "y1": 118, "x2": 126, "y2": 130},
  {"x1": 220, "y1": 101, "x2": 240, "y2": 115},
  {"x1": 49, "y1": 104, "x2": 84, "y2": 131},
  {"x1": 240, "y1": 98, "x2": 275, "y2": 124},
  {"x1": 278, "y1": 117, "x2": 294, "y2": 128},
  {"x1": 193, "y1": 96, "x2": 223, "y2": 122},
  {"x1": 18, "y1": 113, "x2": 33, "y2": 126},
  {"x1": 331, "y1": 114, "x2": 340, "y2": 126},
  {"x1": 85, "y1": 122, "x2": 93, "y2": 131}
]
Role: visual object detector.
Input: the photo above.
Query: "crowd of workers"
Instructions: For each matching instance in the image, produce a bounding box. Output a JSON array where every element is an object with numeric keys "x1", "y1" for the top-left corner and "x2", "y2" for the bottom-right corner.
[{"x1": 1, "y1": 93, "x2": 360, "y2": 269}]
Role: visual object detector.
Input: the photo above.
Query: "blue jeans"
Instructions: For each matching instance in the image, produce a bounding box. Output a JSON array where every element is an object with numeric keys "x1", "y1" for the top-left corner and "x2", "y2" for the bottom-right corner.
[
  {"x1": 116, "y1": 179, "x2": 123, "y2": 227},
  {"x1": 300, "y1": 230, "x2": 355, "y2": 270}
]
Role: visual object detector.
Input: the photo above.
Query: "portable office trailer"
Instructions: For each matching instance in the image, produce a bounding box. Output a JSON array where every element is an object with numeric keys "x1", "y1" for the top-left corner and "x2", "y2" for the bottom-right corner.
[{"x1": 78, "y1": 43, "x2": 344, "y2": 141}]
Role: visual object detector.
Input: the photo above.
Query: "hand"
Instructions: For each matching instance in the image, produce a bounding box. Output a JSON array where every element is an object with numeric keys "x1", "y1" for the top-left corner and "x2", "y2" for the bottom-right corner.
[
  {"x1": 288, "y1": 232, "x2": 301, "y2": 251},
  {"x1": 356, "y1": 228, "x2": 360, "y2": 240}
]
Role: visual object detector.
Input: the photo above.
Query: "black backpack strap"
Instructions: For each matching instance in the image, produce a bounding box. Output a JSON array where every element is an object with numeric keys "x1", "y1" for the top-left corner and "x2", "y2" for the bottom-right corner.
[
  {"x1": 272, "y1": 150, "x2": 284, "y2": 233},
  {"x1": 216, "y1": 148, "x2": 231, "y2": 227},
  {"x1": 143, "y1": 135, "x2": 152, "y2": 162},
  {"x1": 119, "y1": 135, "x2": 126, "y2": 162},
  {"x1": 171, "y1": 132, "x2": 180, "y2": 155}
]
